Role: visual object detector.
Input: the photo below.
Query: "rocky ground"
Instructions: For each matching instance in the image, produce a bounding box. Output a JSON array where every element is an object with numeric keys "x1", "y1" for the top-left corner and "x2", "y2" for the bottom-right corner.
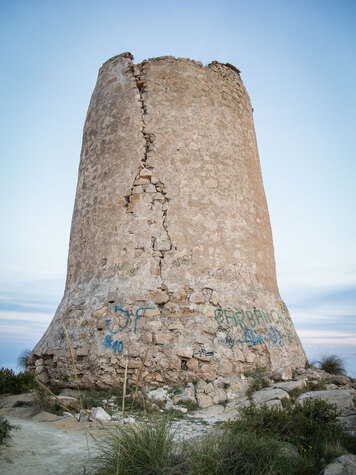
[{"x1": 0, "y1": 366, "x2": 355, "y2": 474}]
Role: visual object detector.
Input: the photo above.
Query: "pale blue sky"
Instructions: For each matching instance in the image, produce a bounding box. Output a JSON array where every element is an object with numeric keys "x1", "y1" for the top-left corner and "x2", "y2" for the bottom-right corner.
[{"x1": 0, "y1": 0, "x2": 355, "y2": 375}]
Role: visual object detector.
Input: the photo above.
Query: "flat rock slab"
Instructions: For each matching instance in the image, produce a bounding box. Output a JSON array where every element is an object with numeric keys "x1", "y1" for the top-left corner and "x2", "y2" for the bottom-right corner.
[
  {"x1": 252, "y1": 388, "x2": 289, "y2": 404},
  {"x1": 298, "y1": 389, "x2": 355, "y2": 413},
  {"x1": 274, "y1": 380, "x2": 306, "y2": 392},
  {"x1": 0, "y1": 393, "x2": 34, "y2": 409},
  {"x1": 321, "y1": 454, "x2": 356, "y2": 475}
]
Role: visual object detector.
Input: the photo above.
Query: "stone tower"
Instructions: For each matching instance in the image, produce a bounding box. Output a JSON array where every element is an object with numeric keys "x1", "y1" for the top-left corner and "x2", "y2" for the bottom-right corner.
[{"x1": 30, "y1": 53, "x2": 306, "y2": 388}]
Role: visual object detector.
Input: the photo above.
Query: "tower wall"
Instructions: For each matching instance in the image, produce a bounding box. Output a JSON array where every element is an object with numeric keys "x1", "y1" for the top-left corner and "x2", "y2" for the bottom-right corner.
[{"x1": 30, "y1": 54, "x2": 306, "y2": 388}]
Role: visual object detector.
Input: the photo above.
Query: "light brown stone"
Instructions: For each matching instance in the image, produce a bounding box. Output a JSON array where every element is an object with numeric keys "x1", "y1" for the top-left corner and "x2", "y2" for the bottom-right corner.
[
  {"x1": 149, "y1": 289, "x2": 169, "y2": 304},
  {"x1": 196, "y1": 393, "x2": 213, "y2": 409},
  {"x1": 187, "y1": 358, "x2": 199, "y2": 371},
  {"x1": 189, "y1": 291, "x2": 205, "y2": 304},
  {"x1": 92, "y1": 306, "x2": 107, "y2": 318},
  {"x1": 153, "y1": 332, "x2": 172, "y2": 345},
  {"x1": 177, "y1": 347, "x2": 193, "y2": 358}
]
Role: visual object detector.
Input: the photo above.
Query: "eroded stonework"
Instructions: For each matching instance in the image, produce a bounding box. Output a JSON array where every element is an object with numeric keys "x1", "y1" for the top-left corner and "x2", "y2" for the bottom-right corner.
[{"x1": 29, "y1": 53, "x2": 307, "y2": 388}]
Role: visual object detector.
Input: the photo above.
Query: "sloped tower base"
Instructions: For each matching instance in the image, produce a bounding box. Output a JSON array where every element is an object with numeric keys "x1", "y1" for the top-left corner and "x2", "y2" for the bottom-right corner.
[{"x1": 29, "y1": 54, "x2": 306, "y2": 388}]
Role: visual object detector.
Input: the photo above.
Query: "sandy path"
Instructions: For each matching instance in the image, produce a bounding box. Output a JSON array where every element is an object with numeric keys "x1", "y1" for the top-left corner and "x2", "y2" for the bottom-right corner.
[{"x1": 0, "y1": 415, "x2": 94, "y2": 474}]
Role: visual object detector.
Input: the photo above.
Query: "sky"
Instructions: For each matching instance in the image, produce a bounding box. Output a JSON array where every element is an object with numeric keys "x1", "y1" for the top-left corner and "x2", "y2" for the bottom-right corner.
[{"x1": 0, "y1": 0, "x2": 355, "y2": 376}]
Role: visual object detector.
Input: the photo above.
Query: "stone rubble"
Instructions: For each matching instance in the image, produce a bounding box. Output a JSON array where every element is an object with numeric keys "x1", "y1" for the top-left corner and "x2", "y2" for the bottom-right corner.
[{"x1": 53, "y1": 367, "x2": 355, "y2": 434}]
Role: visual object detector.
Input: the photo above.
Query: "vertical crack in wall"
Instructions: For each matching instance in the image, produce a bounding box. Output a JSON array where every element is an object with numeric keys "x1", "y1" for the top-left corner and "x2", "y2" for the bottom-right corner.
[{"x1": 127, "y1": 59, "x2": 172, "y2": 282}]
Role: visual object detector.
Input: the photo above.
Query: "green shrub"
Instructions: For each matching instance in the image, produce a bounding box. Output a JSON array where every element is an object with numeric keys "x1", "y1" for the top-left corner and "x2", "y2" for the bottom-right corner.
[
  {"x1": 187, "y1": 431, "x2": 309, "y2": 475},
  {"x1": 316, "y1": 354, "x2": 346, "y2": 375},
  {"x1": 0, "y1": 367, "x2": 36, "y2": 394},
  {"x1": 230, "y1": 398, "x2": 356, "y2": 471},
  {"x1": 0, "y1": 416, "x2": 18, "y2": 445}
]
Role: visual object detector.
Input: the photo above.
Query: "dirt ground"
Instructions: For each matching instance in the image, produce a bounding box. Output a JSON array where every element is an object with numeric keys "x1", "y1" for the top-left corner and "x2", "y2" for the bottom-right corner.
[
  {"x1": 0, "y1": 393, "x2": 215, "y2": 474},
  {"x1": 0, "y1": 394, "x2": 107, "y2": 475}
]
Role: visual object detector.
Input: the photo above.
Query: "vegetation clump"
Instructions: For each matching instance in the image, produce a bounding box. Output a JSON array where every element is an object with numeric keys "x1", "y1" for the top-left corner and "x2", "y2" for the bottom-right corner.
[
  {"x1": 92, "y1": 417, "x2": 181, "y2": 475},
  {"x1": 316, "y1": 354, "x2": 346, "y2": 375},
  {"x1": 91, "y1": 397, "x2": 356, "y2": 474},
  {"x1": 0, "y1": 367, "x2": 36, "y2": 395},
  {"x1": 0, "y1": 416, "x2": 18, "y2": 445},
  {"x1": 17, "y1": 349, "x2": 31, "y2": 371},
  {"x1": 230, "y1": 398, "x2": 356, "y2": 471}
]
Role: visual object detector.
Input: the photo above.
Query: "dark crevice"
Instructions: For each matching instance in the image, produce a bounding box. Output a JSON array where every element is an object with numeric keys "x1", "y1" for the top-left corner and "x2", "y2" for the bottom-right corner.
[{"x1": 125, "y1": 59, "x2": 172, "y2": 281}]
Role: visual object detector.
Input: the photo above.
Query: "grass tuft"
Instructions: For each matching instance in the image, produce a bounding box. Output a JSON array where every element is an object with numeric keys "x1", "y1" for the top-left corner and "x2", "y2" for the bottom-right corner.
[
  {"x1": 17, "y1": 349, "x2": 31, "y2": 371},
  {"x1": 316, "y1": 354, "x2": 346, "y2": 375},
  {"x1": 92, "y1": 416, "x2": 182, "y2": 474}
]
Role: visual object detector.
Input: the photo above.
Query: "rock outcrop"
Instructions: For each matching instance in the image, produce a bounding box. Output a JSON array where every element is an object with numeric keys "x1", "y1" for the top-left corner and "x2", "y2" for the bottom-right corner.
[{"x1": 29, "y1": 53, "x2": 307, "y2": 388}]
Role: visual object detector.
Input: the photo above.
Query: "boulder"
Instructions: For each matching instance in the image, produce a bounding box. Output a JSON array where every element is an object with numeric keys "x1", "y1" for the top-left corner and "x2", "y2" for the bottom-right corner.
[
  {"x1": 297, "y1": 389, "x2": 355, "y2": 413},
  {"x1": 320, "y1": 454, "x2": 356, "y2": 475},
  {"x1": 273, "y1": 380, "x2": 306, "y2": 392},
  {"x1": 196, "y1": 393, "x2": 213, "y2": 409},
  {"x1": 213, "y1": 389, "x2": 227, "y2": 405},
  {"x1": 252, "y1": 388, "x2": 289, "y2": 404},
  {"x1": 91, "y1": 407, "x2": 111, "y2": 421},
  {"x1": 272, "y1": 366, "x2": 292, "y2": 381},
  {"x1": 55, "y1": 395, "x2": 80, "y2": 410},
  {"x1": 147, "y1": 388, "x2": 169, "y2": 402},
  {"x1": 337, "y1": 414, "x2": 356, "y2": 436},
  {"x1": 330, "y1": 375, "x2": 350, "y2": 386},
  {"x1": 175, "y1": 383, "x2": 196, "y2": 404}
]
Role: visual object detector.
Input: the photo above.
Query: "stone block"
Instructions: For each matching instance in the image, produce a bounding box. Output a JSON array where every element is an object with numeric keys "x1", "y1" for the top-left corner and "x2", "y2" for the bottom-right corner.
[
  {"x1": 189, "y1": 291, "x2": 205, "y2": 304},
  {"x1": 153, "y1": 332, "x2": 171, "y2": 345},
  {"x1": 252, "y1": 388, "x2": 289, "y2": 404},
  {"x1": 149, "y1": 289, "x2": 169, "y2": 304},
  {"x1": 196, "y1": 393, "x2": 213, "y2": 409},
  {"x1": 177, "y1": 347, "x2": 193, "y2": 358}
]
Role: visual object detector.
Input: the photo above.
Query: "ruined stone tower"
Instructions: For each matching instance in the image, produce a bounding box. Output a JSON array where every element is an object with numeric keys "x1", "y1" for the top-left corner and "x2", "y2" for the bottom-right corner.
[{"x1": 30, "y1": 53, "x2": 306, "y2": 388}]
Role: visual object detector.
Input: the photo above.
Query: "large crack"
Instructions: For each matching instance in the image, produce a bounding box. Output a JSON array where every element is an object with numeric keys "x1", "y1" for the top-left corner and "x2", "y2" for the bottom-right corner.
[{"x1": 127, "y1": 58, "x2": 173, "y2": 281}]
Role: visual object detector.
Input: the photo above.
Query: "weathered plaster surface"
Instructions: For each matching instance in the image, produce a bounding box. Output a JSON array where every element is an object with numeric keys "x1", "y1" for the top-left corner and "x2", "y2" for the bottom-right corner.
[{"x1": 30, "y1": 53, "x2": 306, "y2": 388}]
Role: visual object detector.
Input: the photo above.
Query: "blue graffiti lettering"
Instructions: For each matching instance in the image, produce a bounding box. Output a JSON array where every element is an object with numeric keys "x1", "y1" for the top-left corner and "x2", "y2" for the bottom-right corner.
[
  {"x1": 134, "y1": 307, "x2": 155, "y2": 334},
  {"x1": 112, "y1": 340, "x2": 124, "y2": 354},
  {"x1": 105, "y1": 307, "x2": 130, "y2": 334},
  {"x1": 104, "y1": 334, "x2": 113, "y2": 349},
  {"x1": 244, "y1": 328, "x2": 264, "y2": 347},
  {"x1": 267, "y1": 326, "x2": 285, "y2": 347}
]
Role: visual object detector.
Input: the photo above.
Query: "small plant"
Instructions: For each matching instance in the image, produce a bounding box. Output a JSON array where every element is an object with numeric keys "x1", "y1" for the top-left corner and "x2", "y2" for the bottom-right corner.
[
  {"x1": 245, "y1": 366, "x2": 267, "y2": 378},
  {"x1": 246, "y1": 375, "x2": 271, "y2": 398},
  {"x1": 305, "y1": 359, "x2": 313, "y2": 369},
  {"x1": 0, "y1": 416, "x2": 18, "y2": 445},
  {"x1": 17, "y1": 349, "x2": 31, "y2": 371},
  {"x1": 316, "y1": 354, "x2": 346, "y2": 375},
  {"x1": 32, "y1": 385, "x2": 63, "y2": 415}
]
